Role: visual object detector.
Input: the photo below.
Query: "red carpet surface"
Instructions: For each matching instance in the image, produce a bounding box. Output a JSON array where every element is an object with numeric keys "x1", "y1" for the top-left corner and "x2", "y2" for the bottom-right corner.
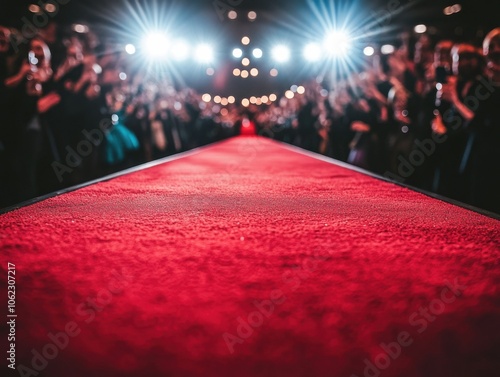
[{"x1": 1, "y1": 136, "x2": 499, "y2": 377}]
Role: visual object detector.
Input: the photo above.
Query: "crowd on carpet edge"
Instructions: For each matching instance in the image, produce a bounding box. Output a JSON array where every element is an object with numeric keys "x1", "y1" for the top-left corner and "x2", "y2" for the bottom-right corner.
[{"x1": 0, "y1": 21, "x2": 499, "y2": 214}]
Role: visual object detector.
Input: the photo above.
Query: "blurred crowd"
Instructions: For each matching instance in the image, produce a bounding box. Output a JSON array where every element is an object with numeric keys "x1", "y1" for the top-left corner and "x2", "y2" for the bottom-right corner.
[
  {"x1": 0, "y1": 22, "x2": 235, "y2": 208},
  {"x1": 0, "y1": 21, "x2": 499, "y2": 214},
  {"x1": 251, "y1": 29, "x2": 500, "y2": 214}
]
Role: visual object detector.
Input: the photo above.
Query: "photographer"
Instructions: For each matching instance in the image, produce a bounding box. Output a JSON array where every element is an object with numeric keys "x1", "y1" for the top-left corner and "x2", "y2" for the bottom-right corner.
[
  {"x1": 4, "y1": 38, "x2": 60, "y2": 202},
  {"x1": 432, "y1": 43, "x2": 484, "y2": 201},
  {"x1": 467, "y1": 28, "x2": 500, "y2": 213}
]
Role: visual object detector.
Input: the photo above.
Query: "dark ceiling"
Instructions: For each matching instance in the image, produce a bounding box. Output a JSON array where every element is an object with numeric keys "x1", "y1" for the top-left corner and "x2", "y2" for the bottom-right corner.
[{"x1": 1, "y1": 0, "x2": 498, "y2": 97}]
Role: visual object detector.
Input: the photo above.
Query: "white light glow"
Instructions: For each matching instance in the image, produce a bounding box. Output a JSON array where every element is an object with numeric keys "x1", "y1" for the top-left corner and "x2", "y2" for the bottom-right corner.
[
  {"x1": 381, "y1": 44, "x2": 395, "y2": 55},
  {"x1": 195, "y1": 43, "x2": 214, "y2": 64},
  {"x1": 125, "y1": 44, "x2": 136, "y2": 55},
  {"x1": 232, "y1": 48, "x2": 243, "y2": 58},
  {"x1": 414, "y1": 24, "x2": 427, "y2": 34},
  {"x1": 142, "y1": 32, "x2": 169, "y2": 59},
  {"x1": 363, "y1": 46, "x2": 375, "y2": 56},
  {"x1": 303, "y1": 43, "x2": 322, "y2": 62},
  {"x1": 172, "y1": 40, "x2": 189, "y2": 61},
  {"x1": 252, "y1": 48, "x2": 263, "y2": 58},
  {"x1": 271, "y1": 45, "x2": 290, "y2": 63},
  {"x1": 324, "y1": 30, "x2": 351, "y2": 57}
]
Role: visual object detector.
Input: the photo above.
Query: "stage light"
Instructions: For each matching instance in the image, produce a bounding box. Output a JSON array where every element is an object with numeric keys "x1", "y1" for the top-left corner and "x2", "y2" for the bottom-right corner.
[
  {"x1": 241, "y1": 70, "x2": 249, "y2": 78},
  {"x1": 250, "y1": 68, "x2": 259, "y2": 76},
  {"x1": 414, "y1": 24, "x2": 427, "y2": 34},
  {"x1": 171, "y1": 40, "x2": 189, "y2": 61},
  {"x1": 242, "y1": 58, "x2": 250, "y2": 66},
  {"x1": 232, "y1": 48, "x2": 243, "y2": 58},
  {"x1": 250, "y1": 96, "x2": 257, "y2": 104},
  {"x1": 269, "y1": 94, "x2": 277, "y2": 101},
  {"x1": 73, "y1": 24, "x2": 89, "y2": 34},
  {"x1": 195, "y1": 43, "x2": 214, "y2": 64},
  {"x1": 256, "y1": 98, "x2": 262, "y2": 105},
  {"x1": 119, "y1": 72, "x2": 127, "y2": 80},
  {"x1": 303, "y1": 43, "x2": 322, "y2": 62},
  {"x1": 290, "y1": 85, "x2": 298, "y2": 92},
  {"x1": 271, "y1": 45, "x2": 290, "y2": 63},
  {"x1": 381, "y1": 44, "x2": 395, "y2": 54},
  {"x1": 125, "y1": 44, "x2": 136, "y2": 55},
  {"x1": 444, "y1": 4, "x2": 461, "y2": 15},
  {"x1": 29, "y1": 4, "x2": 41, "y2": 13},
  {"x1": 324, "y1": 30, "x2": 351, "y2": 57},
  {"x1": 233, "y1": 68, "x2": 241, "y2": 76},
  {"x1": 206, "y1": 67, "x2": 215, "y2": 76},
  {"x1": 285, "y1": 90, "x2": 294, "y2": 99},
  {"x1": 142, "y1": 32, "x2": 169, "y2": 59},
  {"x1": 214, "y1": 95, "x2": 221, "y2": 103},
  {"x1": 45, "y1": 3, "x2": 57, "y2": 13},
  {"x1": 297, "y1": 86, "x2": 305, "y2": 94},
  {"x1": 261, "y1": 95, "x2": 269, "y2": 103},
  {"x1": 252, "y1": 48, "x2": 263, "y2": 58},
  {"x1": 221, "y1": 98, "x2": 229, "y2": 106},
  {"x1": 270, "y1": 68, "x2": 278, "y2": 77},
  {"x1": 363, "y1": 46, "x2": 375, "y2": 56},
  {"x1": 202, "y1": 93, "x2": 211, "y2": 102},
  {"x1": 248, "y1": 11, "x2": 257, "y2": 21},
  {"x1": 228, "y1": 10, "x2": 237, "y2": 19},
  {"x1": 242, "y1": 98, "x2": 250, "y2": 107},
  {"x1": 228, "y1": 96, "x2": 235, "y2": 104},
  {"x1": 241, "y1": 36, "x2": 250, "y2": 45},
  {"x1": 221, "y1": 108, "x2": 229, "y2": 116}
]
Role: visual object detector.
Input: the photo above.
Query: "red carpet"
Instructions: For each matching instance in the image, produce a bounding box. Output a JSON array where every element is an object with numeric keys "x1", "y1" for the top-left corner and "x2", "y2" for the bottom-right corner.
[{"x1": 1, "y1": 136, "x2": 499, "y2": 377}]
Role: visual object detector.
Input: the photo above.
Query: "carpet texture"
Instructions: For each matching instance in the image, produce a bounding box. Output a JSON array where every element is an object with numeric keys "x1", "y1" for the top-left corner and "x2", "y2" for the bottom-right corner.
[{"x1": 1, "y1": 136, "x2": 499, "y2": 377}]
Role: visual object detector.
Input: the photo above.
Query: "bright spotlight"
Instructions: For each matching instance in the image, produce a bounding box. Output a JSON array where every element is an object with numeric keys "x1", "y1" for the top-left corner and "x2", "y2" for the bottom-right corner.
[
  {"x1": 414, "y1": 24, "x2": 427, "y2": 34},
  {"x1": 252, "y1": 48, "x2": 263, "y2": 58},
  {"x1": 303, "y1": 43, "x2": 322, "y2": 62},
  {"x1": 172, "y1": 40, "x2": 189, "y2": 61},
  {"x1": 142, "y1": 32, "x2": 169, "y2": 59},
  {"x1": 363, "y1": 46, "x2": 375, "y2": 56},
  {"x1": 271, "y1": 45, "x2": 290, "y2": 63},
  {"x1": 125, "y1": 44, "x2": 136, "y2": 55},
  {"x1": 195, "y1": 43, "x2": 214, "y2": 64},
  {"x1": 232, "y1": 48, "x2": 243, "y2": 58},
  {"x1": 324, "y1": 30, "x2": 351, "y2": 57}
]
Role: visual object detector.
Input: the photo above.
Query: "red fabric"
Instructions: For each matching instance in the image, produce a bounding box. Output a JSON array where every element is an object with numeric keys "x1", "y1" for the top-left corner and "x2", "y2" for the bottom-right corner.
[{"x1": 1, "y1": 136, "x2": 499, "y2": 377}]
